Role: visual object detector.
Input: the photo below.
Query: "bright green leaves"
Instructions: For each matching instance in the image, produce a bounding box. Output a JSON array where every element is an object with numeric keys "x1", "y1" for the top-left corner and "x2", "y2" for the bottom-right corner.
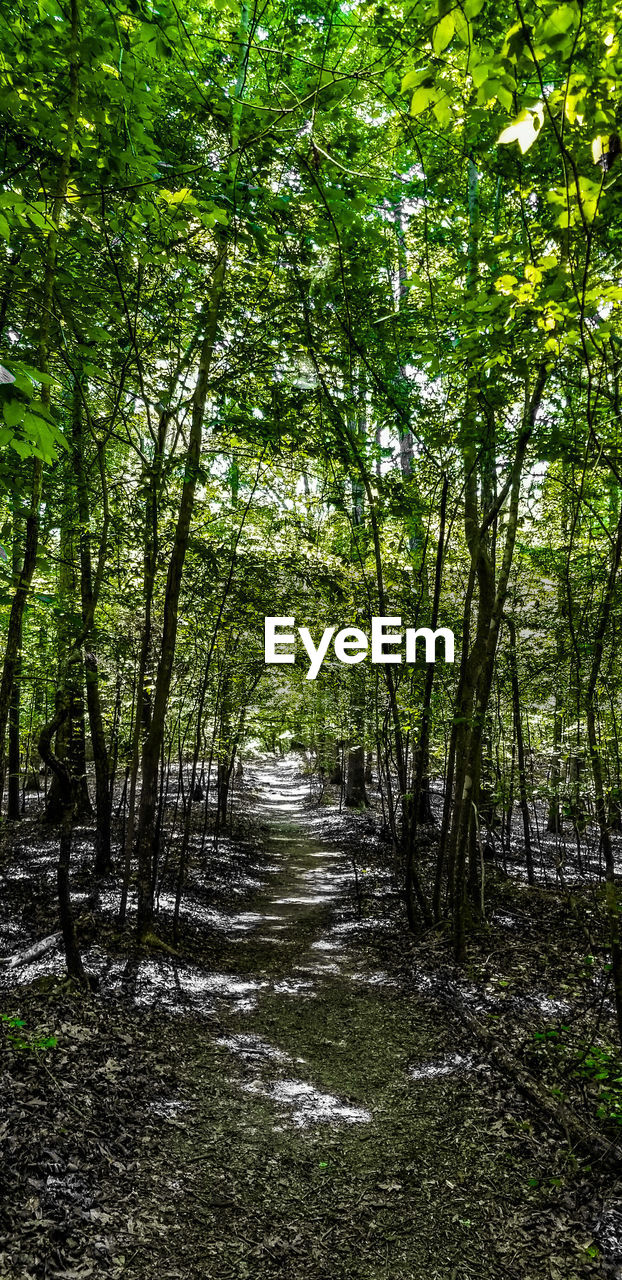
[
  {"x1": 0, "y1": 192, "x2": 53, "y2": 242},
  {"x1": 432, "y1": 12, "x2": 454, "y2": 54},
  {"x1": 410, "y1": 85, "x2": 434, "y2": 116},
  {"x1": 407, "y1": 82, "x2": 453, "y2": 125},
  {"x1": 540, "y1": 3, "x2": 579, "y2": 41},
  {"x1": 401, "y1": 66, "x2": 434, "y2": 116},
  {"x1": 546, "y1": 174, "x2": 604, "y2": 227},
  {"x1": 576, "y1": 175, "x2": 604, "y2": 224},
  {"x1": 156, "y1": 187, "x2": 229, "y2": 242},
  {"x1": 498, "y1": 103, "x2": 544, "y2": 154},
  {"x1": 401, "y1": 66, "x2": 428, "y2": 93},
  {"x1": 0, "y1": 367, "x2": 69, "y2": 464},
  {"x1": 2, "y1": 404, "x2": 68, "y2": 464},
  {"x1": 401, "y1": 64, "x2": 454, "y2": 125},
  {"x1": 160, "y1": 187, "x2": 194, "y2": 207},
  {"x1": 1, "y1": 1013, "x2": 57, "y2": 1052},
  {"x1": 562, "y1": 73, "x2": 590, "y2": 126},
  {"x1": 2, "y1": 399, "x2": 25, "y2": 430}
]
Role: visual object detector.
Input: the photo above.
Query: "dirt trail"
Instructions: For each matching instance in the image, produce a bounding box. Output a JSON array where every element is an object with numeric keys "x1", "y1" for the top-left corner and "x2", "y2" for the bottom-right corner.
[{"x1": 139, "y1": 759, "x2": 607, "y2": 1280}]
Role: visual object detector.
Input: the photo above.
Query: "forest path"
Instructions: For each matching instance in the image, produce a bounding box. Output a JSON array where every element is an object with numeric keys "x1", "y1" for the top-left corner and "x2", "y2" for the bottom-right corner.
[{"x1": 146, "y1": 758, "x2": 600, "y2": 1280}]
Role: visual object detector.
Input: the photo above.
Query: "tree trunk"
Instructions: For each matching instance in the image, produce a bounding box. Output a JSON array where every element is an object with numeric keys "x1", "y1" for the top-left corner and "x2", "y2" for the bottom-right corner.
[
  {"x1": 547, "y1": 698, "x2": 563, "y2": 834},
  {"x1": 451, "y1": 362, "x2": 548, "y2": 962},
  {"x1": 7, "y1": 674, "x2": 20, "y2": 820},
  {"x1": 584, "y1": 500, "x2": 622, "y2": 1046},
  {"x1": 505, "y1": 614, "x2": 535, "y2": 886},
  {"x1": 7, "y1": 498, "x2": 22, "y2": 820},
  {"x1": 73, "y1": 380, "x2": 112, "y2": 873},
  {"x1": 345, "y1": 742, "x2": 368, "y2": 808},
  {"x1": 46, "y1": 457, "x2": 92, "y2": 823},
  {"x1": 345, "y1": 669, "x2": 368, "y2": 808},
  {"x1": 39, "y1": 694, "x2": 86, "y2": 985}
]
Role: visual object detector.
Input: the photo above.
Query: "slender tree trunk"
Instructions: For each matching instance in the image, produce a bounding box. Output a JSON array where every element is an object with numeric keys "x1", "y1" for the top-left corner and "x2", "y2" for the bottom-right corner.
[
  {"x1": 7, "y1": 678, "x2": 20, "y2": 820},
  {"x1": 412, "y1": 476, "x2": 448, "y2": 820},
  {"x1": 547, "y1": 698, "x2": 563, "y2": 834},
  {"x1": 435, "y1": 564, "x2": 475, "y2": 920},
  {"x1": 585, "y1": 501, "x2": 622, "y2": 1046},
  {"x1": 7, "y1": 498, "x2": 22, "y2": 821},
  {"x1": 345, "y1": 450, "x2": 368, "y2": 808},
  {"x1": 505, "y1": 614, "x2": 534, "y2": 886},
  {"x1": 452, "y1": 364, "x2": 548, "y2": 961},
  {"x1": 0, "y1": 460, "x2": 43, "y2": 811},
  {"x1": 46, "y1": 460, "x2": 92, "y2": 823},
  {"x1": 72, "y1": 380, "x2": 112, "y2": 873},
  {"x1": 548, "y1": 482, "x2": 569, "y2": 832},
  {"x1": 215, "y1": 671, "x2": 233, "y2": 833},
  {"x1": 118, "y1": 440, "x2": 165, "y2": 922},
  {"x1": 406, "y1": 477, "x2": 448, "y2": 924},
  {"x1": 345, "y1": 688, "x2": 368, "y2": 808}
]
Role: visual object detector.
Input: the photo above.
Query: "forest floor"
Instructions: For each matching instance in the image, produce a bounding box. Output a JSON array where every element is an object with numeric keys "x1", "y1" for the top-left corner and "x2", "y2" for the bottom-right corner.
[{"x1": 1, "y1": 757, "x2": 622, "y2": 1280}]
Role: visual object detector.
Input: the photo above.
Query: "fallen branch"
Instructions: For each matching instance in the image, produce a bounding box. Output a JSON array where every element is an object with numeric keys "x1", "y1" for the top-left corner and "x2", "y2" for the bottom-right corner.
[
  {"x1": 1, "y1": 933, "x2": 61, "y2": 969},
  {"x1": 440, "y1": 977, "x2": 622, "y2": 1170}
]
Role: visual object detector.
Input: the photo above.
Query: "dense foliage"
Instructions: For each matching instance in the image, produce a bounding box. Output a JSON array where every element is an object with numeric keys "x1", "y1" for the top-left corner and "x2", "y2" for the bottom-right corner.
[{"x1": 1, "y1": 0, "x2": 622, "y2": 1041}]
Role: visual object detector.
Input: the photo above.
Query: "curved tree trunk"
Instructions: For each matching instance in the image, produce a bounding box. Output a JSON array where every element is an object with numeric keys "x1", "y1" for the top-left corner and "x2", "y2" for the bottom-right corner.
[{"x1": 39, "y1": 692, "x2": 86, "y2": 985}]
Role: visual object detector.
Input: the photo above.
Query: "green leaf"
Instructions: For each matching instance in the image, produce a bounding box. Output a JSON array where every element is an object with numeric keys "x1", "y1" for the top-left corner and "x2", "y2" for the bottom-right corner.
[
  {"x1": 433, "y1": 95, "x2": 453, "y2": 127},
  {"x1": 85, "y1": 325, "x2": 111, "y2": 344},
  {"x1": 433, "y1": 13, "x2": 455, "y2": 54},
  {"x1": 410, "y1": 86, "x2": 434, "y2": 116},
  {"x1": 10, "y1": 439, "x2": 32, "y2": 459},
  {"x1": 3, "y1": 400, "x2": 25, "y2": 429},
  {"x1": 496, "y1": 84, "x2": 514, "y2": 112},
  {"x1": 12, "y1": 365, "x2": 56, "y2": 386},
  {"x1": 166, "y1": 187, "x2": 194, "y2": 205},
  {"x1": 401, "y1": 66, "x2": 430, "y2": 92},
  {"x1": 471, "y1": 63, "x2": 491, "y2": 88},
  {"x1": 542, "y1": 4, "x2": 578, "y2": 39},
  {"x1": 577, "y1": 175, "x2": 602, "y2": 223},
  {"x1": 453, "y1": 10, "x2": 470, "y2": 43}
]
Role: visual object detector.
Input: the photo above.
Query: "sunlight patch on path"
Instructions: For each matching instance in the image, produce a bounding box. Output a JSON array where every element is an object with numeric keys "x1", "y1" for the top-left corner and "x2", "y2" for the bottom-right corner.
[
  {"x1": 409, "y1": 1052, "x2": 475, "y2": 1081},
  {"x1": 124, "y1": 961, "x2": 269, "y2": 1014},
  {"x1": 272, "y1": 977, "x2": 316, "y2": 994},
  {"x1": 217, "y1": 1033, "x2": 293, "y2": 1064},
  {"x1": 242, "y1": 1077, "x2": 372, "y2": 1128}
]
